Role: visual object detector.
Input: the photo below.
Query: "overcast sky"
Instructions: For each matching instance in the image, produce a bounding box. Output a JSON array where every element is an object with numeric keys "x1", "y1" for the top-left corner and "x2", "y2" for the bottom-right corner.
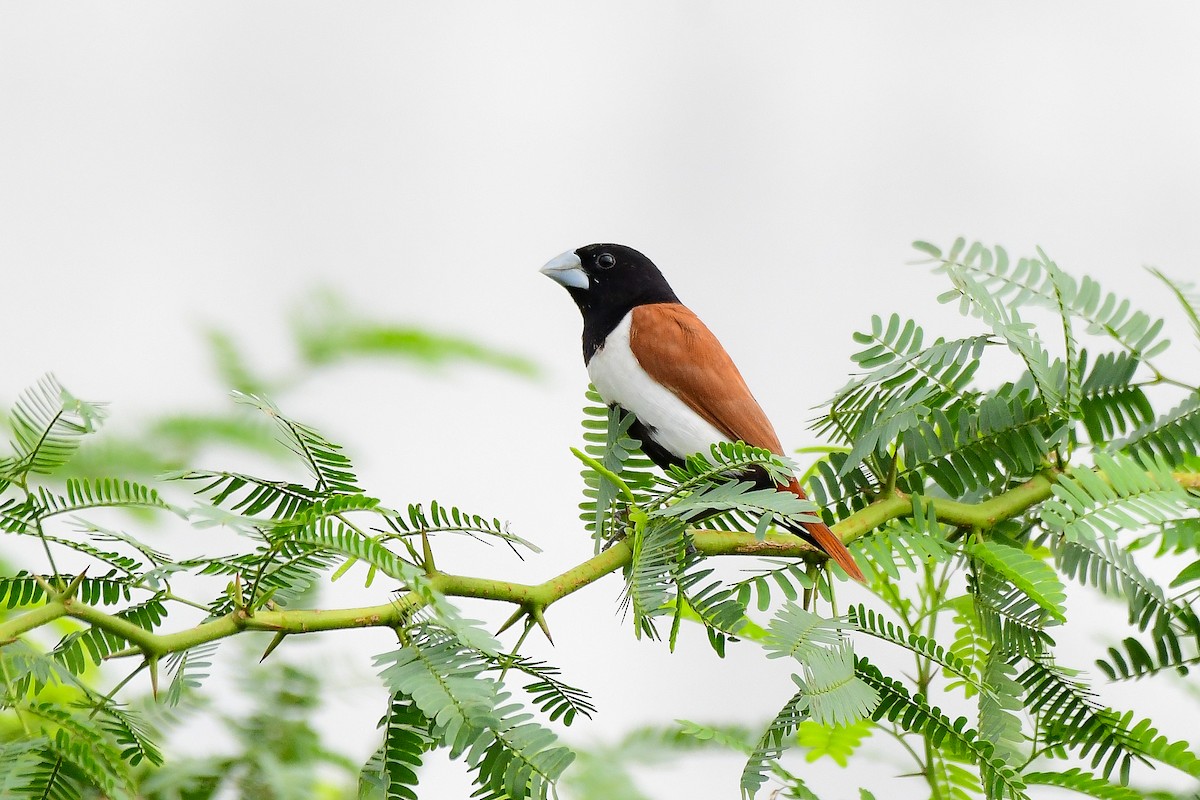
[{"x1": 3, "y1": 3, "x2": 1199, "y2": 798}]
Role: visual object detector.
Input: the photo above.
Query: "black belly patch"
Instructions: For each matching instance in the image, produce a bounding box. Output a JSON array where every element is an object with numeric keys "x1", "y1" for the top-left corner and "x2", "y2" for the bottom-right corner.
[{"x1": 624, "y1": 414, "x2": 685, "y2": 471}]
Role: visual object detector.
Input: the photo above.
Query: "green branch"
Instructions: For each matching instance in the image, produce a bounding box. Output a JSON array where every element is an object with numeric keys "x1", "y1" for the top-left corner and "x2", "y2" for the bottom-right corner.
[{"x1": 3, "y1": 470, "x2": 1193, "y2": 659}]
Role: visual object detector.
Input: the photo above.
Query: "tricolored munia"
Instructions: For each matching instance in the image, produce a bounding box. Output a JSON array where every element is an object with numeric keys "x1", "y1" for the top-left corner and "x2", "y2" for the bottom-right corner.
[{"x1": 541, "y1": 243, "x2": 865, "y2": 582}]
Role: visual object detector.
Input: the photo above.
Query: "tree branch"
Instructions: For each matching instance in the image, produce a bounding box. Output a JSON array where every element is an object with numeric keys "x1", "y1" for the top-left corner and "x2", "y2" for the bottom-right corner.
[{"x1": 4, "y1": 470, "x2": 1195, "y2": 657}]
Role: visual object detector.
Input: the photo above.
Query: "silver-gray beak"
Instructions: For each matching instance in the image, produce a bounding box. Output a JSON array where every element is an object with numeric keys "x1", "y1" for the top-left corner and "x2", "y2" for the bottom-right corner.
[{"x1": 540, "y1": 250, "x2": 589, "y2": 290}]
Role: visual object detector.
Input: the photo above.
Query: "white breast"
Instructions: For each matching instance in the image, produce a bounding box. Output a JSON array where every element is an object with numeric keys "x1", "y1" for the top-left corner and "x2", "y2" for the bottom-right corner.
[{"x1": 587, "y1": 313, "x2": 731, "y2": 459}]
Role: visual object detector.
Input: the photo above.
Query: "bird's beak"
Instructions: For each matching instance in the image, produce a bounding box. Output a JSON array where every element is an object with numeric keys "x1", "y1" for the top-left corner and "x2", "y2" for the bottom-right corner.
[{"x1": 540, "y1": 250, "x2": 589, "y2": 290}]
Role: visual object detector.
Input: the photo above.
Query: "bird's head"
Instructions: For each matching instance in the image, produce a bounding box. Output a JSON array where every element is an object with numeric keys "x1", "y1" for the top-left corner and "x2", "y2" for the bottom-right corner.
[{"x1": 540, "y1": 243, "x2": 680, "y2": 316}]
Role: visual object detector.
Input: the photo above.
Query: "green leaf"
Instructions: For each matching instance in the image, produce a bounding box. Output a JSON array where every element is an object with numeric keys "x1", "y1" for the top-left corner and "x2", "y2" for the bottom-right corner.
[
  {"x1": 857, "y1": 655, "x2": 1028, "y2": 799},
  {"x1": 1055, "y1": 535, "x2": 1183, "y2": 632},
  {"x1": 1114, "y1": 391, "x2": 1200, "y2": 466},
  {"x1": 162, "y1": 642, "x2": 219, "y2": 707},
  {"x1": 818, "y1": 313, "x2": 990, "y2": 476},
  {"x1": 621, "y1": 517, "x2": 687, "y2": 640},
  {"x1": 1146, "y1": 266, "x2": 1200, "y2": 344},
  {"x1": 4, "y1": 374, "x2": 107, "y2": 478},
  {"x1": 676, "y1": 559, "x2": 749, "y2": 656},
  {"x1": 794, "y1": 644, "x2": 879, "y2": 727},
  {"x1": 655, "y1": 479, "x2": 815, "y2": 522},
  {"x1": 1015, "y1": 657, "x2": 1148, "y2": 783},
  {"x1": 1077, "y1": 351, "x2": 1153, "y2": 443},
  {"x1": 576, "y1": 388, "x2": 657, "y2": 552},
  {"x1": 845, "y1": 604, "x2": 986, "y2": 695},
  {"x1": 1040, "y1": 453, "x2": 1197, "y2": 542},
  {"x1": 926, "y1": 240, "x2": 1170, "y2": 364},
  {"x1": 969, "y1": 540, "x2": 1066, "y2": 623},
  {"x1": 172, "y1": 468, "x2": 322, "y2": 519},
  {"x1": 291, "y1": 288, "x2": 539, "y2": 376},
  {"x1": 971, "y1": 564, "x2": 1056, "y2": 657},
  {"x1": 795, "y1": 718, "x2": 873, "y2": 767},
  {"x1": 235, "y1": 391, "x2": 363, "y2": 494},
  {"x1": 375, "y1": 621, "x2": 573, "y2": 800},
  {"x1": 376, "y1": 693, "x2": 432, "y2": 800},
  {"x1": 740, "y1": 689, "x2": 809, "y2": 799},
  {"x1": 764, "y1": 604, "x2": 852, "y2": 663},
  {"x1": 942, "y1": 268, "x2": 1064, "y2": 412},
  {"x1": 491, "y1": 657, "x2": 596, "y2": 726},
  {"x1": 35, "y1": 478, "x2": 178, "y2": 520},
  {"x1": 1022, "y1": 768, "x2": 1144, "y2": 800},
  {"x1": 1096, "y1": 612, "x2": 1200, "y2": 681},
  {"x1": 1172, "y1": 557, "x2": 1200, "y2": 588},
  {"x1": 900, "y1": 391, "x2": 1057, "y2": 496},
  {"x1": 978, "y1": 651, "x2": 1024, "y2": 764}
]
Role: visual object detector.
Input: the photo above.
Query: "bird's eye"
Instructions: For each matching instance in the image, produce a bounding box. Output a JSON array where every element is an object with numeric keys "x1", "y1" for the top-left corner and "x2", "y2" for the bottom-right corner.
[{"x1": 596, "y1": 253, "x2": 616, "y2": 270}]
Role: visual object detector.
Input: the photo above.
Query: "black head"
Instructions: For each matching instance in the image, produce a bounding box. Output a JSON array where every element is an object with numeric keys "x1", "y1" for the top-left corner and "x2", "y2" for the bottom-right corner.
[
  {"x1": 540, "y1": 242, "x2": 679, "y2": 316},
  {"x1": 541, "y1": 243, "x2": 681, "y2": 360}
]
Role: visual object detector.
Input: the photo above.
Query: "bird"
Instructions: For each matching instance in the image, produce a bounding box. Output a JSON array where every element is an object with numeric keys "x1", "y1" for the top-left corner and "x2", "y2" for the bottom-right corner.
[{"x1": 540, "y1": 242, "x2": 865, "y2": 582}]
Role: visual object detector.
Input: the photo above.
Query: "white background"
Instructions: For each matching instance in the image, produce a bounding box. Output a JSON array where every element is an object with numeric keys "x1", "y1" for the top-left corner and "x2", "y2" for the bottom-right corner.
[{"x1": 2, "y1": 3, "x2": 1199, "y2": 798}]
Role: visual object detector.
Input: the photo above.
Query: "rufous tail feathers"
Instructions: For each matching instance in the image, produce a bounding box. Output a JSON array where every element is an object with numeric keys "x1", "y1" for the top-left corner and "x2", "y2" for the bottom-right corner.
[{"x1": 785, "y1": 479, "x2": 866, "y2": 583}]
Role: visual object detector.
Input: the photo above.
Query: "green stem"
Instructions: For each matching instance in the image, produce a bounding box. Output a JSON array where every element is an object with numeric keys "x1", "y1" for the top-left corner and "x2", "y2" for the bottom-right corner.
[{"x1": 4, "y1": 470, "x2": 1195, "y2": 659}]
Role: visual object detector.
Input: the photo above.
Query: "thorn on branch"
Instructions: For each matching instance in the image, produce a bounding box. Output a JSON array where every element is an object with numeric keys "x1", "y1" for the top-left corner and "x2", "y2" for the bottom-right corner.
[
  {"x1": 421, "y1": 530, "x2": 436, "y2": 576},
  {"x1": 495, "y1": 607, "x2": 525, "y2": 636},
  {"x1": 33, "y1": 574, "x2": 57, "y2": 597},
  {"x1": 104, "y1": 646, "x2": 144, "y2": 661},
  {"x1": 33, "y1": 568, "x2": 89, "y2": 602},
  {"x1": 61, "y1": 568, "x2": 90, "y2": 601},
  {"x1": 259, "y1": 632, "x2": 287, "y2": 662},
  {"x1": 147, "y1": 656, "x2": 159, "y2": 699},
  {"x1": 532, "y1": 608, "x2": 554, "y2": 645},
  {"x1": 495, "y1": 604, "x2": 554, "y2": 645}
]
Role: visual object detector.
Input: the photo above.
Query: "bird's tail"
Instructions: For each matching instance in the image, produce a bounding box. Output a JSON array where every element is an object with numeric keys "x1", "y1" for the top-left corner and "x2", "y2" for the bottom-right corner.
[{"x1": 784, "y1": 479, "x2": 866, "y2": 583}]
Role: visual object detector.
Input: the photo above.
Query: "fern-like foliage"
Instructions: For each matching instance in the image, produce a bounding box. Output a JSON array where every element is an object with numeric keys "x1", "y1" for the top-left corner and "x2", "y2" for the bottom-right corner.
[
  {"x1": 483, "y1": 656, "x2": 596, "y2": 726},
  {"x1": 385, "y1": 499, "x2": 537, "y2": 553},
  {"x1": 620, "y1": 517, "x2": 687, "y2": 640},
  {"x1": 969, "y1": 540, "x2": 1066, "y2": 624},
  {"x1": 1095, "y1": 614, "x2": 1200, "y2": 681},
  {"x1": 1041, "y1": 453, "x2": 1197, "y2": 543},
  {"x1": 1054, "y1": 535, "x2": 1186, "y2": 634},
  {"x1": 651, "y1": 441, "x2": 800, "y2": 520},
  {"x1": 929, "y1": 750, "x2": 987, "y2": 800},
  {"x1": 850, "y1": 499, "x2": 956, "y2": 581},
  {"x1": 1, "y1": 570, "x2": 136, "y2": 609},
  {"x1": 794, "y1": 718, "x2": 874, "y2": 768},
  {"x1": 577, "y1": 386, "x2": 657, "y2": 550},
  {"x1": 1077, "y1": 351, "x2": 1154, "y2": 444},
  {"x1": 846, "y1": 604, "x2": 984, "y2": 693},
  {"x1": 11, "y1": 702, "x2": 140, "y2": 800},
  {"x1": 978, "y1": 651, "x2": 1024, "y2": 765},
  {"x1": 733, "y1": 560, "x2": 816, "y2": 614},
  {"x1": 234, "y1": 391, "x2": 362, "y2": 494},
  {"x1": 816, "y1": 313, "x2": 990, "y2": 476},
  {"x1": 1147, "y1": 266, "x2": 1200, "y2": 344},
  {"x1": 172, "y1": 468, "x2": 323, "y2": 519},
  {"x1": 363, "y1": 693, "x2": 432, "y2": 800},
  {"x1": 1015, "y1": 656, "x2": 1148, "y2": 783},
  {"x1": 162, "y1": 641, "x2": 219, "y2": 707},
  {"x1": 806, "y1": 450, "x2": 884, "y2": 523},
  {"x1": 900, "y1": 390, "x2": 1058, "y2": 496},
  {"x1": 740, "y1": 689, "x2": 809, "y2": 799},
  {"x1": 3, "y1": 373, "x2": 108, "y2": 479},
  {"x1": 1022, "y1": 768, "x2": 1146, "y2": 800},
  {"x1": 374, "y1": 621, "x2": 574, "y2": 800},
  {"x1": 53, "y1": 597, "x2": 168, "y2": 673},
  {"x1": 971, "y1": 560, "x2": 1057, "y2": 657},
  {"x1": 915, "y1": 239, "x2": 1171, "y2": 364},
  {"x1": 4, "y1": 242, "x2": 1200, "y2": 800},
  {"x1": 856, "y1": 655, "x2": 1029, "y2": 800},
  {"x1": 1113, "y1": 392, "x2": 1200, "y2": 465}
]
